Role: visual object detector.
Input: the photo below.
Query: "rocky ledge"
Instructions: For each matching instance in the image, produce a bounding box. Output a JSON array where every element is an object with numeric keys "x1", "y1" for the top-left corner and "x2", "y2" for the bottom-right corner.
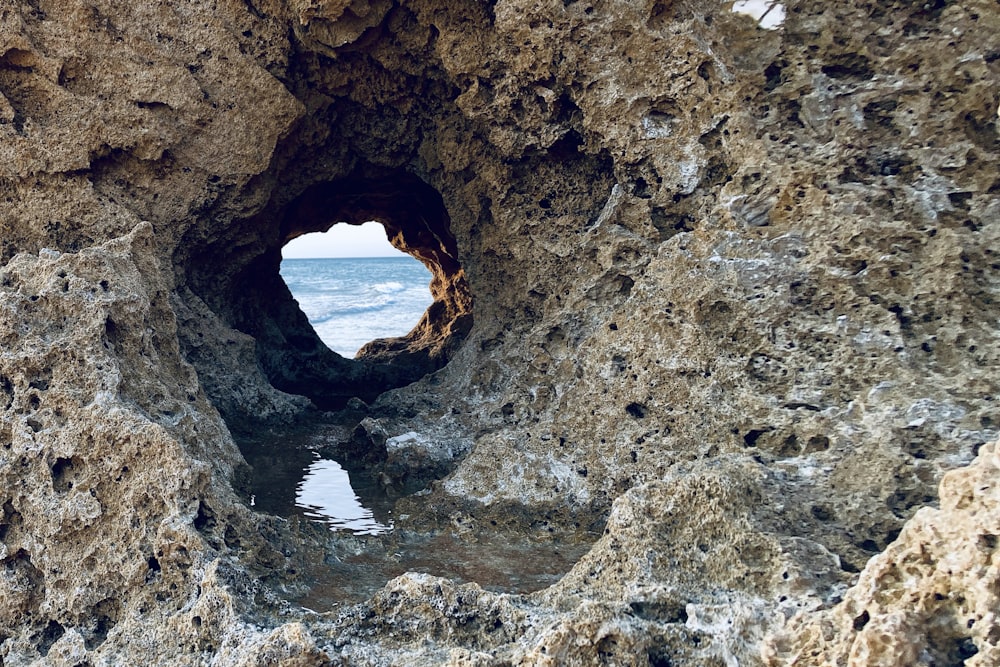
[{"x1": 1, "y1": 0, "x2": 998, "y2": 665}]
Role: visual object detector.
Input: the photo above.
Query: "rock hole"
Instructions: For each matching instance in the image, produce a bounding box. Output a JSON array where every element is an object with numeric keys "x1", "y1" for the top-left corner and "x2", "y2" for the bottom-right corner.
[
  {"x1": 858, "y1": 538, "x2": 880, "y2": 553},
  {"x1": 0, "y1": 374, "x2": 13, "y2": 411},
  {"x1": 777, "y1": 434, "x2": 799, "y2": 457},
  {"x1": 145, "y1": 556, "x2": 161, "y2": 582},
  {"x1": 629, "y1": 599, "x2": 688, "y2": 624},
  {"x1": 36, "y1": 620, "x2": 64, "y2": 657},
  {"x1": 955, "y1": 637, "x2": 979, "y2": 661},
  {"x1": 840, "y1": 558, "x2": 861, "y2": 574},
  {"x1": 625, "y1": 402, "x2": 647, "y2": 419},
  {"x1": 804, "y1": 435, "x2": 830, "y2": 452},
  {"x1": 51, "y1": 456, "x2": 78, "y2": 493},
  {"x1": 192, "y1": 501, "x2": 216, "y2": 533},
  {"x1": 743, "y1": 427, "x2": 771, "y2": 447},
  {"x1": 617, "y1": 274, "x2": 635, "y2": 296},
  {"x1": 181, "y1": 169, "x2": 473, "y2": 416},
  {"x1": 821, "y1": 53, "x2": 874, "y2": 80},
  {"x1": 1, "y1": 501, "x2": 19, "y2": 525},
  {"x1": 103, "y1": 317, "x2": 120, "y2": 351},
  {"x1": 279, "y1": 222, "x2": 434, "y2": 359},
  {"x1": 810, "y1": 505, "x2": 833, "y2": 522},
  {"x1": 646, "y1": 647, "x2": 671, "y2": 666},
  {"x1": 764, "y1": 61, "x2": 785, "y2": 91},
  {"x1": 852, "y1": 609, "x2": 870, "y2": 631},
  {"x1": 85, "y1": 598, "x2": 120, "y2": 649},
  {"x1": 223, "y1": 524, "x2": 241, "y2": 549}
]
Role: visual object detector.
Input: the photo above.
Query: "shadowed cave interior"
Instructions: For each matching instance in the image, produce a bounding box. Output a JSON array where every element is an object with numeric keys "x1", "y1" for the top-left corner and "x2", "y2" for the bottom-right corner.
[
  {"x1": 182, "y1": 169, "x2": 473, "y2": 416},
  {"x1": 179, "y1": 169, "x2": 599, "y2": 605}
]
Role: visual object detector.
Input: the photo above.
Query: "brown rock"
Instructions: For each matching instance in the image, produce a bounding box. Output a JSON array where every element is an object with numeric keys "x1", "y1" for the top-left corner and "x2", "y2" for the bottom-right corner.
[{"x1": 1, "y1": 0, "x2": 998, "y2": 664}]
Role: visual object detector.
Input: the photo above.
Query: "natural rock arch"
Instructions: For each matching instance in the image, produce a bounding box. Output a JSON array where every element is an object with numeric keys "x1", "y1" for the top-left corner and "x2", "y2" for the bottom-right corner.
[
  {"x1": 1, "y1": 0, "x2": 998, "y2": 664},
  {"x1": 176, "y1": 168, "x2": 472, "y2": 417}
]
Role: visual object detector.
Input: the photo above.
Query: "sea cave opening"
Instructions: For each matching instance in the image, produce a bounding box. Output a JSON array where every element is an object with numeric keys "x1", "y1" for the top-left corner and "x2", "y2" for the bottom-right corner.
[
  {"x1": 214, "y1": 173, "x2": 586, "y2": 607},
  {"x1": 279, "y1": 222, "x2": 435, "y2": 359},
  {"x1": 181, "y1": 169, "x2": 474, "y2": 418}
]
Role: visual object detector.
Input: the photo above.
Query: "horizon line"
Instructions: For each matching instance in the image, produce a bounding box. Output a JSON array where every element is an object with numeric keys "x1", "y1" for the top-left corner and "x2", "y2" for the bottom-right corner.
[{"x1": 281, "y1": 254, "x2": 411, "y2": 259}]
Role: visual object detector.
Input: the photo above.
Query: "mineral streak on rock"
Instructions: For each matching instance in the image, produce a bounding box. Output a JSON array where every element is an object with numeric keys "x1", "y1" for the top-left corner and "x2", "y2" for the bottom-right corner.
[{"x1": 1, "y1": 0, "x2": 998, "y2": 664}]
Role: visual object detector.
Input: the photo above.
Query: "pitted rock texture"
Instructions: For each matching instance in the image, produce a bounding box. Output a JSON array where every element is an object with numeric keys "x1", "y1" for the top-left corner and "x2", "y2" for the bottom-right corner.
[
  {"x1": 1, "y1": 0, "x2": 999, "y2": 665},
  {"x1": 764, "y1": 440, "x2": 1000, "y2": 667}
]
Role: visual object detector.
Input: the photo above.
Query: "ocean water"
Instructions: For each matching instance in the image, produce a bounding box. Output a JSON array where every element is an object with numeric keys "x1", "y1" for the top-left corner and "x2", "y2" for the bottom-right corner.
[{"x1": 280, "y1": 257, "x2": 434, "y2": 358}]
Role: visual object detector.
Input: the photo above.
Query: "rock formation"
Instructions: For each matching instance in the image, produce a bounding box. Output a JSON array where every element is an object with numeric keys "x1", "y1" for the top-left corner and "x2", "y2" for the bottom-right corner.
[{"x1": 1, "y1": 0, "x2": 997, "y2": 664}]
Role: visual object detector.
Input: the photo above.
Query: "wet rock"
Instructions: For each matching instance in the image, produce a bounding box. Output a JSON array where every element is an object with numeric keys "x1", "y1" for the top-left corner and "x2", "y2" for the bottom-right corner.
[
  {"x1": 1, "y1": 0, "x2": 998, "y2": 664},
  {"x1": 347, "y1": 417, "x2": 390, "y2": 464}
]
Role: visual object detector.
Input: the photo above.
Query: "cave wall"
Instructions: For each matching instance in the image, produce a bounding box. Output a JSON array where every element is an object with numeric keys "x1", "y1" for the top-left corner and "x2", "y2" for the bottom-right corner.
[{"x1": 1, "y1": 0, "x2": 999, "y2": 664}]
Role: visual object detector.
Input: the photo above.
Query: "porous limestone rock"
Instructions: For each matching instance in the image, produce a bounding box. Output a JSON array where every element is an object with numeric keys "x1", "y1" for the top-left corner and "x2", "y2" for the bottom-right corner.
[
  {"x1": 1, "y1": 0, "x2": 998, "y2": 664},
  {"x1": 764, "y1": 440, "x2": 1000, "y2": 667}
]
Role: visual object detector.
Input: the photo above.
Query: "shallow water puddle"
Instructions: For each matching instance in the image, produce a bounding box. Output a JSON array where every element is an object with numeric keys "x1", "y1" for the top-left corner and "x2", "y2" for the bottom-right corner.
[
  {"x1": 295, "y1": 458, "x2": 392, "y2": 535},
  {"x1": 240, "y1": 430, "x2": 395, "y2": 535},
  {"x1": 294, "y1": 531, "x2": 594, "y2": 610},
  {"x1": 238, "y1": 426, "x2": 598, "y2": 608}
]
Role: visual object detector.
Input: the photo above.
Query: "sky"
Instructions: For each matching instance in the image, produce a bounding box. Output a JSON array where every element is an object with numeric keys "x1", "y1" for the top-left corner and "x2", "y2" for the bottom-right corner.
[
  {"x1": 731, "y1": 0, "x2": 785, "y2": 29},
  {"x1": 282, "y1": 221, "x2": 399, "y2": 258}
]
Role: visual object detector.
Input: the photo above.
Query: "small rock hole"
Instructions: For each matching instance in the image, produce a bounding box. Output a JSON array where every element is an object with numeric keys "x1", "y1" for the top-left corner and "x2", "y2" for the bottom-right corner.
[
  {"x1": 625, "y1": 402, "x2": 647, "y2": 418},
  {"x1": 146, "y1": 556, "x2": 161, "y2": 582},
  {"x1": 956, "y1": 637, "x2": 979, "y2": 660},
  {"x1": 858, "y1": 539, "x2": 880, "y2": 553},
  {"x1": 629, "y1": 600, "x2": 688, "y2": 624},
  {"x1": 37, "y1": 620, "x2": 65, "y2": 657},
  {"x1": 805, "y1": 435, "x2": 830, "y2": 452},
  {"x1": 193, "y1": 501, "x2": 216, "y2": 532},
  {"x1": 51, "y1": 457, "x2": 77, "y2": 492},
  {"x1": 810, "y1": 505, "x2": 833, "y2": 522},
  {"x1": 743, "y1": 428, "x2": 771, "y2": 447}
]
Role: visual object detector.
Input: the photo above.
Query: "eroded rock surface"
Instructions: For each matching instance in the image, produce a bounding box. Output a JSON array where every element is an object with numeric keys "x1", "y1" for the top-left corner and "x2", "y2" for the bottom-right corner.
[{"x1": 1, "y1": 0, "x2": 998, "y2": 664}]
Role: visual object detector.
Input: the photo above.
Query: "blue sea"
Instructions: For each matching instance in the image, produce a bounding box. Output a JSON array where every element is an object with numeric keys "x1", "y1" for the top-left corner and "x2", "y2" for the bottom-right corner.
[{"x1": 280, "y1": 257, "x2": 434, "y2": 358}]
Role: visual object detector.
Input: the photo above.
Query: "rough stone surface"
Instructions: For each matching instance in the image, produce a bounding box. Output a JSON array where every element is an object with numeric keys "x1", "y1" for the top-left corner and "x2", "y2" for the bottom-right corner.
[
  {"x1": 765, "y1": 440, "x2": 1000, "y2": 667},
  {"x1": 1, "y1": 0, "x2": 999, "y2": 665}
]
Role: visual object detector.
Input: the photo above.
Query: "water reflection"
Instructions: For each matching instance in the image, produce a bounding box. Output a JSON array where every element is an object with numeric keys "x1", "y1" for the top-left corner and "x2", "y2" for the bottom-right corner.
[
  {"x1": 238, "y1": 427, "x2": 395, "y2": 537},
  {"x1": 296, "y1": 458, "x2": 392, "y2": 535},
  {"x1": 238, "y1": 425, "x2": 601, "y2": 609}
]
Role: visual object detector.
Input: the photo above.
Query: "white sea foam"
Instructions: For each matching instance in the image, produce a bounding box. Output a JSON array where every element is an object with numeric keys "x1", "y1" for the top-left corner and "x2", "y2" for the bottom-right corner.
[
  {"x1": 373, "y1": 281, "x2": 405, "y2": 293},
  {"x1": 280, "y1": 257, "x2": 434, "y2": 357}
]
